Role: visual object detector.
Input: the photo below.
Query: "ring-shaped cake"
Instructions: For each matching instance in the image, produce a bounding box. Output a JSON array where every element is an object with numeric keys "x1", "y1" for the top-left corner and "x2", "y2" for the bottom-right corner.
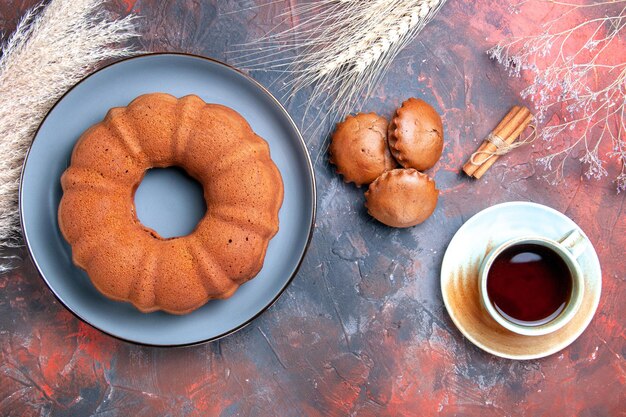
[{"x1": 58, "y1": 93, "x2": 284, "y2": 314}]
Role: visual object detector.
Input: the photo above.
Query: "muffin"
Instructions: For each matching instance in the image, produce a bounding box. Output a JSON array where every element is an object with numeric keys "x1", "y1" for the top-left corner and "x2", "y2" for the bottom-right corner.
[
  {"x1": 388, "y1": 98, "x2": 444, "y2": 171},
  {"x1": 364, "y1": 168, "x2": 438, "y2": 228},
  {"x1": 329, "y1": 113, "x2": 397, "y2": 186}
]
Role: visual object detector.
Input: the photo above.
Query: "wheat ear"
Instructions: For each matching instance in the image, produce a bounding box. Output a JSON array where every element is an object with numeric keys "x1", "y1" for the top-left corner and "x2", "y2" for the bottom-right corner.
[
  {"x1": 0, "y1": 0, "x2": 138, "y2": 259},
  {"x1": 230, "y1": 0, "x2": 447, "y2": 152}
]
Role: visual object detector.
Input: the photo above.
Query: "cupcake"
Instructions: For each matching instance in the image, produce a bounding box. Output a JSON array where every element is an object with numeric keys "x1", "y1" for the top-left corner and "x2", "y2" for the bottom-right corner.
[
  {"x1": 388, "y1": 98, "x2": 443, "y2": 171},
  {"x1": 329, "y1": 113, "x2": 397, "y2": 187},
  {"x1": 365, "y1": 168, "x2": 438, "y2": 227}
]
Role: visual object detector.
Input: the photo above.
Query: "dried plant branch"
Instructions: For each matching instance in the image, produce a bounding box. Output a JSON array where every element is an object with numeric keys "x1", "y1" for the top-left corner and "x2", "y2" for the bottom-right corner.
[
  {"x1": 488, "y1": 0, "x2": 626, "y2": 191},
  {"x1": 231, "y1": 0, "x2": 447, "y2": 151},
  {"x1": 0, "y1": 0, "x2": 138, "y2": 260}
]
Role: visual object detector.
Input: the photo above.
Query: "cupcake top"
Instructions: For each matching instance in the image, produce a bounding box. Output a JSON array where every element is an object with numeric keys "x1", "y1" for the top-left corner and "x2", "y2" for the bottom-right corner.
[
  {"x1": 388, "y1": 98, "x2": 444, "y2": 171},
  {"x1": 364, "y1": 168, "x2": 439, "y2": 228},
  {"x1": 329, "y1": 113, "x2": 397, "y2": 187}
]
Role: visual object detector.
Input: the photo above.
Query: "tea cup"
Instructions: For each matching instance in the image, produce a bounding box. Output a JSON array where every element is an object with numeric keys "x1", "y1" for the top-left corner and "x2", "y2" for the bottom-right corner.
[{"x1": 478, "y1": 229, "x2": 587, "y2": 336}]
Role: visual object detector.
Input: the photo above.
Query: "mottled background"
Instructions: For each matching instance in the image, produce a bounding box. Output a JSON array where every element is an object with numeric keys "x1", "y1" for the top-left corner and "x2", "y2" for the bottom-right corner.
[{"x1": 1, "y1": 1, "x2": 625, "y2": 416}]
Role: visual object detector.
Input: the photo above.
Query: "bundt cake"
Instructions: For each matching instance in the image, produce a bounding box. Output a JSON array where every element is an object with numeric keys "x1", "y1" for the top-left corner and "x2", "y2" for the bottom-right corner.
[{"x1": 58, "y1": 93, "x2": 284, "y2": 315}]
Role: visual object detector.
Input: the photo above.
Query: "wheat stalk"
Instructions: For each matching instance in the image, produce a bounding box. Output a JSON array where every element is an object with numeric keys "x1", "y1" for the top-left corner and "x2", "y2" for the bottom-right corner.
[
  {"x1": 0, "y1": 0, "x2": 138, "y2": 265},
  {"x1": 230, "y1": 0, "x2": 447, "y2": 153}
]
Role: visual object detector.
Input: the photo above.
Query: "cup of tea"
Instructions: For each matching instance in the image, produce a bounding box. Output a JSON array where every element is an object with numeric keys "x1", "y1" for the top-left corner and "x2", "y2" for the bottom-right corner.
[{"x1": 478, "y1": 229, "x2": 587, "y2": 336}]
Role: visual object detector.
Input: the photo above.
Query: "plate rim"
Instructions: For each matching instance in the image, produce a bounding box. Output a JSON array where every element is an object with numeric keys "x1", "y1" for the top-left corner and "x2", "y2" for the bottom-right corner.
[
  {"x1": 440, "y1": 201, "x2": 602, "y2": 360},
  {"x1": 18, "y1": 52, "x2": 317, "y2": 348}
]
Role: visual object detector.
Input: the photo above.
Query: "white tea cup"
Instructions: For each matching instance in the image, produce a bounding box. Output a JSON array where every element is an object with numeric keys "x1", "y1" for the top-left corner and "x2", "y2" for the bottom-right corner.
[{"x1": 478, "y1": 229, "x2": 587, "y2": 336}]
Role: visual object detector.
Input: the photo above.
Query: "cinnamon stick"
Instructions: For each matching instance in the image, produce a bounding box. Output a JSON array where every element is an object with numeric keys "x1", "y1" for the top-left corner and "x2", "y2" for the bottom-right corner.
[
  {"x1": 473, "y1": 112, "x2": 534, "y2": 179},
  {"x1": 462, "y1": 106, "x2": 521, "y2": 176},
  {"x1": 462, "y1": 106, "x2": 533, "y2": 179}
]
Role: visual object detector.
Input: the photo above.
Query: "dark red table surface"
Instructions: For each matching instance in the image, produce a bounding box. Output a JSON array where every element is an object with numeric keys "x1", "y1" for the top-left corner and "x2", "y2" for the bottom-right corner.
[{"x1": 1, "y1": 1, "x2": 625, "y2": 416}]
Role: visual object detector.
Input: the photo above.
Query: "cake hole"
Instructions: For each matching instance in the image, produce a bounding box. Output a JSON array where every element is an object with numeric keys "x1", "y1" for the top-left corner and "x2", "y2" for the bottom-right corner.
[{"x1": 134, "y1": 167, "x2": 206, "y2": 238}]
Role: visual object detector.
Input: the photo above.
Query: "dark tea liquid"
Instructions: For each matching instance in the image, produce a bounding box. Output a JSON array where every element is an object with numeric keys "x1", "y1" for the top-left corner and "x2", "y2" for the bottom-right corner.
[{"x1": 487, "y1": 244, "x2": 572, "y2": 326}]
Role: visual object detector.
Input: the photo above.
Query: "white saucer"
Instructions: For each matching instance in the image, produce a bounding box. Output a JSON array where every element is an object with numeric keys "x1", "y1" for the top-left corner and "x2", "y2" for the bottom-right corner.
[{"x1": 441, "y1": 201, "x2": 602, "y2": 360}]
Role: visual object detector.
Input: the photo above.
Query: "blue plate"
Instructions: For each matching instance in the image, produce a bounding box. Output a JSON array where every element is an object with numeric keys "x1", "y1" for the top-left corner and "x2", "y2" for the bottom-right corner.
[{"x1": 20, "y1": 53, "x2": 316, "y2": 346}]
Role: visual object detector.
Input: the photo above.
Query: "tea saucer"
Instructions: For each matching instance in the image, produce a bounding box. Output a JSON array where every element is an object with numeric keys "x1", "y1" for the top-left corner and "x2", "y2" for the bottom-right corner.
[{"x1": 440, "y1": 201, "x2": 602, "y2": 360}]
